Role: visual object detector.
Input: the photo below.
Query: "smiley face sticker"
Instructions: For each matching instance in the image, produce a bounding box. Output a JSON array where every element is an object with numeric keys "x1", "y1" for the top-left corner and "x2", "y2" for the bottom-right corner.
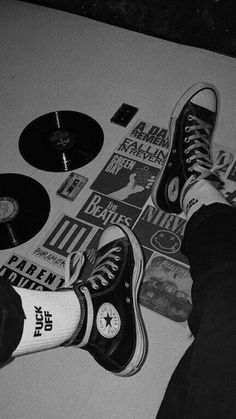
[{"x1": 151, "y1": 230, "x2": 181, "y2": 254}]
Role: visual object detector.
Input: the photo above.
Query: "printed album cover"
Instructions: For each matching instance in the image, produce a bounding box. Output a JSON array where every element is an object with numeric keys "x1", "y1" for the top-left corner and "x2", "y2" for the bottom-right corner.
[{"x1": 2, "y1": 119, "x2": 236, "y2": 325}]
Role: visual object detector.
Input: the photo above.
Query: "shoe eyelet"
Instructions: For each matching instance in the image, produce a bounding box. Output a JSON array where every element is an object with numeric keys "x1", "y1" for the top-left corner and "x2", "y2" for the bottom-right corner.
[
  {"x1": 101, "y1": 279, "x2": 108, "y2": 286},
  {"x1": 184, "y1": 149, "x2": 189, "y2": 154},
  {"x1": 125, "y1": 282, "x2": 130, "y2": 288},
  {"x1": 187, "y1": 115, "x2": 193, "y2": 121},
  {"x1": 92, "y1": 283, "x2": 99, "y2": 289},
  {"x1": 188, "y1": 167, "x2": 193, "y2": 172},
  {"x1": 186, "y1": 158, "x2": 191, "y2": 163},
  {"x1": 126, "y1": 297, "x2": 131, "y2": 303},
  {"x1": 112, "y1": 265, "x2": 118, "y2": 271},
  {"x1": 108, "y1": 273, "x2": 114, "y2": 279},
  {"x1": 185, "y1": 126, "x2": 190, "y2": 132},
  {"x1": 116, "y1": 246, "x2": 121, "y2": 252},
  {"x1": 184, "y1": 137, "x2": 190, "y2": 143},
  {"x1": 114, "y1": 256, "x2": 120, "y2": 261}
]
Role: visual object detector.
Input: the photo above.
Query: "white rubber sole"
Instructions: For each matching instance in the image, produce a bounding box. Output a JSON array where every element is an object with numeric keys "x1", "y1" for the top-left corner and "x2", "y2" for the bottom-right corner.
[
  {"x1": 171, "y1": 82, "x2": 218, "y2": 120},
  {"x1": 113, "y1": 224, "x2": 147, "y2": 377}
]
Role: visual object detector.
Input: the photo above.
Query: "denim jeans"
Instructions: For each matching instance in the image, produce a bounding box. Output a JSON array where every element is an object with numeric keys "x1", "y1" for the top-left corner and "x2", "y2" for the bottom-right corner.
[{"x1": 157, "y1": 203, "x2": 236, "y2": 418}]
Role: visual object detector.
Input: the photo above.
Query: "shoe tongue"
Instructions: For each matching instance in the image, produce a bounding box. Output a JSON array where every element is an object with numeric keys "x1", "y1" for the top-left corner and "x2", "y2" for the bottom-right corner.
[
  {"x1": 188, "y1": 101, "x2": 214, "y2": 122},
  {"x1": 98, "y1": 225, "x2": 125, "y2": 251}
]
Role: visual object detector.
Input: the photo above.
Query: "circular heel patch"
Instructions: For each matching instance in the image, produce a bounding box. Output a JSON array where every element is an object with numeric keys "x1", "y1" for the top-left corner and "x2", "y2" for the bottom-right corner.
[{"x1": 96, "y1": 303, "x2": 121, "y2": 339}]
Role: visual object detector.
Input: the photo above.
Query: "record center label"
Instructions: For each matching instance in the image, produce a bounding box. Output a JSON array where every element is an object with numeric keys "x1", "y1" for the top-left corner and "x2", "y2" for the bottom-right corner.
[
  {"x1": 0, "y1": 197, "x2": 19, "y2": 223},
  {"x1": 49, "y1": 130, "x2": 76, "y2": 150}
]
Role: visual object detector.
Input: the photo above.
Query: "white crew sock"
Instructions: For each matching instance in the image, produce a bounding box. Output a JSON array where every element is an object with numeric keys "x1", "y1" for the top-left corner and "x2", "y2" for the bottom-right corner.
[
  {"x1": 12, "y1": 287, "x2": 81, "y2": 357},
  {"x1": 182, "y1": 179, "x2": 231, "y2": 221}
]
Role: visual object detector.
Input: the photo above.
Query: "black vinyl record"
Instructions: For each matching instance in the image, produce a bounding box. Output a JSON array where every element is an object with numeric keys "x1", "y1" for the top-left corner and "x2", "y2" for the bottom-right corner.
[
  {"x1": 19, "y1": 111, "x2": 104, "y2": 172},
  {"x1": 0, "y1": 174, "x2": 50, "y2": 250}
]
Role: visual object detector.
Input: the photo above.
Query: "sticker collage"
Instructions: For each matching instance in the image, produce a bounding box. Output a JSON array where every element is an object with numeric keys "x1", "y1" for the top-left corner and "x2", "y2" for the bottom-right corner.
[{"x1": 2, "y1": 120, "x2": 236, "y2": 325}]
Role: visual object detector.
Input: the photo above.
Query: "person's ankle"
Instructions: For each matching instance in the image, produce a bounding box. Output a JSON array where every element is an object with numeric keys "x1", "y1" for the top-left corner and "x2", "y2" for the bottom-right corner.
[{"x1": 182, "y1": 179, "x2": 230, "y2": 220}]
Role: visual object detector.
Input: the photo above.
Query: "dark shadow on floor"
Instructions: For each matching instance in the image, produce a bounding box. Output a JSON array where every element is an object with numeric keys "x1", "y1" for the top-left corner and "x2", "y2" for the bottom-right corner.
[{"x1": 21, "y1": 0, "x2": 236, "y2": 58}]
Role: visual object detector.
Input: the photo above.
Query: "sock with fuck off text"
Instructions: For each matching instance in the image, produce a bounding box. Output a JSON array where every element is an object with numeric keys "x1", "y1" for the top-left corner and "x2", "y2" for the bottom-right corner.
[
  {"x1": 182, "y1": 179, "x2": 231, "y2": 221},
  {"x1": 12, "y1": 287, "x2": 81, "y2": 357}
]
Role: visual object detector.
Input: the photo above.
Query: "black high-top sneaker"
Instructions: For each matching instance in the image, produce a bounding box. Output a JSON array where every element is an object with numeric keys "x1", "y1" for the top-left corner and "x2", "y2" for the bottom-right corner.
[
  {"x1": 151, "y1": 83, "x2": 224, "y2": 214},
  {"x1": 63, "y1": 224, "x2": 147, "y2": 377}
]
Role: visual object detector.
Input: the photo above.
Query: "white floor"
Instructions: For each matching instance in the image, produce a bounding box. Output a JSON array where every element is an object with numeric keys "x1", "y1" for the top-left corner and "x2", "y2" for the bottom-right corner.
[{"x1": 1, "y1": 1, "x2": 236, "y2": 418}]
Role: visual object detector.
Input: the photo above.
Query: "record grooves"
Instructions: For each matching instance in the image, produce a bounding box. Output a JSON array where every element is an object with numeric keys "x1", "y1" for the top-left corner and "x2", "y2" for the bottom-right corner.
[
  {"x1": 0, "y1": 174, "x2": 50, "y2": 250},
  {"x1": 19, "y1": 111, "x2": 104, "y2": 172}
]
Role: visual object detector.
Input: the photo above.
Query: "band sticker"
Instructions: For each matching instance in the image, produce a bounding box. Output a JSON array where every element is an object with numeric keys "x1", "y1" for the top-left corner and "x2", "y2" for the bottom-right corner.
[
  {"x1": 77, "y1": 192, "x2": 141, "y2": 229},
  {"x1": 212, "y1": 143, "x2": 236, "y2": 206},
  {"x1": 227, "y1": 160, "x2": 236, "y2": 182},
  {"x1": 96, "y1": 303, "x2": 121, "y2": 338},
  {"x1": 0, "y1": 254, "x2": 64, "y2": 290},
  {"x1": 133, "y1": 205, "x2": 188, "y2": 265},
  {"x1": 33, "y1": 214, "x2": 100, "y2": 270},
  {"x1": 57, "y1": 172, "x2": 88, "y2": 201},
  {"x1": 140, "y1": 254, "x2": 192, "y2": 322},
  {"x1": 115, "y1": 120, "x2": 168, "y2": 168},
  {"x1": 90, "y1": 154, "x2": 159, "y2": 209},
  {"x1": 212, "y1": 143, "x2": 234, "y2": 176}
]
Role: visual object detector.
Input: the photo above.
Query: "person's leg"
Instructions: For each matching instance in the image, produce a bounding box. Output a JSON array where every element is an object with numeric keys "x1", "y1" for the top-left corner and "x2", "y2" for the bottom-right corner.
[
  {"x1": 0, "y1": 280, "x2": 25, "y2": 366},
  {"x1": 1, "y1": 224, "x2": 147, "y2": 377},
  {"x1": 62, "y1": 223, "x2": 147, "y2": 377},
  {"x1": 181, "y1": 202, "x2": 236, "y2": 418},
  {"x1": 152, "y1": 83, "x2": 236, "y2": 417},
  {"x1": 157, "y1": 202, "x2": 236, "y2": 419},
  {"x1": 10, "y1": 253, "x2": 86, "y2": 357},
  {"x1": 12, "y1": 286, "x2": 81, "y2": 356}
]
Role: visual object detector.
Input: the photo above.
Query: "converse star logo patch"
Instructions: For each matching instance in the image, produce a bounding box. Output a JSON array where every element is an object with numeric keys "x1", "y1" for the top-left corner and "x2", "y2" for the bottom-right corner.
[
  {"x1": 168, "y1": 177, "x2": 179, "y2": 202},
  {"x1": 96, "y1": 303, "x2": 121, "y2": 339}
]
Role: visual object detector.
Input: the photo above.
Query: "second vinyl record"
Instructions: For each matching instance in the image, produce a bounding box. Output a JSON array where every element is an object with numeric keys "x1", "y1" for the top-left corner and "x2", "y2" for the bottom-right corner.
[
  {"x1": 19, "y1": 111, "x2": 104, "y2": 172},
  {"x1": 0, "y1": 174, "x2": 50, "y2": 250}
]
